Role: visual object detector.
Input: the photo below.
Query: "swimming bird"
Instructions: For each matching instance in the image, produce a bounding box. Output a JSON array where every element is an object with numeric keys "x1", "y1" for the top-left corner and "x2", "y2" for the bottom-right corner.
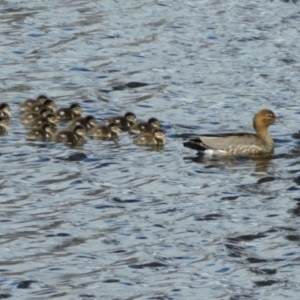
[
  {"x1": 19, "y1": 95, "x2": 48, "y2": 111},
  {"x1": 56, "y1": 103, "x2": 83, "y2": 122},
  {"x1": 66, "y1": 115, "x2": 97, "y2": 132},
  {"x1": 30, "y1": 99, "x2": 57, "y2": 113},
  {"x1": 130, "y1": 117, "x2": 161, "y2": 134},
  {"x1": 134, "y1": 129, "x2": 166, "y2": 146},
  {"x1": 89, "y1": 123, "x2": 122, "y2": 139},
  {"x1": 107, "y1": 112, "x2": 137, "y2": 131},
  {"x1": 20, "y1": 107, "x2": 52, "y2": 125},
  {"x1": 0, "y1": 103, "x2": 11, "y2": 120},
  {"x1": 0, "y1": 117, "x2": 9, "y2": 134},
  {"x1": 26, "y1": 123, "x2": 55, "y2": 141},
  {"x1": 183, "y1": 109, "x2": 281, "y2": 156},
  {"x1": 55, "y1": 125, "x2": 86, "y2": 145},
  {"x1": 28, "y1": 113, "x2": 58, "y2": 129}
]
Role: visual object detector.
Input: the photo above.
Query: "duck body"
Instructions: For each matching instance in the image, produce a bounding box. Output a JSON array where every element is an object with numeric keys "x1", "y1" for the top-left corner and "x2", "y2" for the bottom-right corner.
[
  {"x1": 0, "y1": 103, "x2": 11, "y2": 120},
  {"x1": 19, "y1": 95, "x2": 48, "y2": 111},
  {"x1": 108, "y1": 112, "x2": 137, "y2": 131},
  {"x1": 56, "y1": 103, "x2": 83, "y2": 122},
  {"x1": 29, "y1": 99, "x2": 57, "y2": 113},
  {"x1": 0, "y1": 117, "x2": 8, "y2": 134},
  {"x1": 130, "y1": 117, "x2": 161, "y2": 134},
  {"x1": 89, "y1": 123, "x2": 121, "y2": 139},
  {"x1": 26, "y1": 124, "x2": 55, "y2": 141},
  {"x1": 134, "y1": 129, "x2": 166, "y2": 146},
  {"x1": 66, "y1": 115, "x2": 97, "y2": 132},
  {"x1": 183, "y1": 109, "x2": 280, "y2": 156},
  {"x1": 20, "y1": 108, "x2": 52, "y2": 125},
  {"x1": 27, "y1": 114, "x2": 58, "y2": 129},
  {"x1": 55, "y1": 125, "x2": 86, "y2": 145}
]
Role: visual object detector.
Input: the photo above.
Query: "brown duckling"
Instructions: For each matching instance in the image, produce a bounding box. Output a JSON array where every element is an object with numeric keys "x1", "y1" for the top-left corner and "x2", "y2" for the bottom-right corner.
[
  {"x1": 21, "y1": 107, "x2": 52, "y2": 125},
  {"x1": 130, "y1": 117, "x2": 161, "y2": 134},
  {"x1": 0, "y1": 103, "x2": 11, "y2": 120},
  {"x1": 0, "y1": 117, "x2": 9, "y2": 134},
  {"x1": 56, "y1": 103, "x2": 83, "y2": 122},
  {"x1": 134, "y1": 129, "x2": 166, "y2": 146},
  {"x1": 107, "y1": 112, "x2": 137, "y2": 131},
  {"x1": 66, "y1": 115, "x2": 97, "y2": 132},
  {"x1": 30, "y1": 99, "x2": 57, "y2": 113},
  {"x1": 55, "y1": 125, "x2": 86, "y2": 145},
  {"x1": 19, "y1": 95, "x2": 48, "y2": 111},
  {"x1": 26, "y1": 123, "x2": 55, "y2": 141},
  {"x1": 89, "y1": 123, "x2": 122, "y2": 139},
  {"x1": 28, "y1": 113, "x2": 58, "y2": 129}
]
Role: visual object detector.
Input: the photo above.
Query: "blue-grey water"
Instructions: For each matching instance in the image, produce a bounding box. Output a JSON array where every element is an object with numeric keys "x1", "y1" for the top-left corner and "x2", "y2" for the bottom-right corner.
[{"x1": 1, "y1": 0, "x2": 300, "y2": 299}]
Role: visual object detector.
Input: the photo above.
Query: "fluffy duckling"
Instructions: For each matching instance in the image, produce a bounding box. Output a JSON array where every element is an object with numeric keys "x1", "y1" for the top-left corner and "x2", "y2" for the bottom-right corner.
[
  {"x1": 0, "y1": 103, "x2": 11, "y2": 120},
  {"x1": 134, "y1": 129, "x2": 166, "y2": 146},
  {"x1": 66, "y1": 115, "x2": 97, "y2": 132},
  {"x1": 26, "y1": 123, "x2": 55, "y2": 141},
  {"x1": 55, "y1": 125, "x2": 86, "y2": 145},
  {"x1": 130, "y1": 117, "x2": 161, "y2": 134},
  {"x1": 19, "y1": 95, "x2": 48, "y2": 111},
  {"x1": 30, "y1": 99, "x2": 57, "y2": 113},
  {"x1": 89, "y1": 123, "x2": 122, "y2": 139},
  {"x1": 28, "y1": 113, "x2": 58, "y2": 129},
  {"x1": 21, "y1": 107, "x2": 52, "y2": 125},
  {"x1": 56, "y1": 103, "x2": 83, "y2": 122},
  {"x1": 107, "y1": 112, "x2": 137, "y2": 131},
  {"x1": 0, "y1": 117, "x2": 9, "y2": 134}
]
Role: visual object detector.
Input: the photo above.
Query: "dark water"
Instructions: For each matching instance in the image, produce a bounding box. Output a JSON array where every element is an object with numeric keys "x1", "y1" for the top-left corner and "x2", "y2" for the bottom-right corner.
[{"x1": 1, "y1": 0, "x2": 300, "y2": 299}]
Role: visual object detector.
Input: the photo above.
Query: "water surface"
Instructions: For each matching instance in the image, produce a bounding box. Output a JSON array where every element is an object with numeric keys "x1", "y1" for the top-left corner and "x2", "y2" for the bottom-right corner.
[{"x1": 1, "y1": 0, "x2": 300, "y2": 299}]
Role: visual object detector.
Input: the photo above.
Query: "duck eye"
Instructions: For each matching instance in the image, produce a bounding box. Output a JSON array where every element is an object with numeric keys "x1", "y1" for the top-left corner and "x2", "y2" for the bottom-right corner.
[{"x1": 267, "y1": 114, "x2": 273, "y2": 118}]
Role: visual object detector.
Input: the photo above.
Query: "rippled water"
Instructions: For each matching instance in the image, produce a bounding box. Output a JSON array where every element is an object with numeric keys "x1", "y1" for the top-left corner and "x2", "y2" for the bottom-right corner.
[{"x1": 1, "y1": 0, "x2": 300, "y2": 299}]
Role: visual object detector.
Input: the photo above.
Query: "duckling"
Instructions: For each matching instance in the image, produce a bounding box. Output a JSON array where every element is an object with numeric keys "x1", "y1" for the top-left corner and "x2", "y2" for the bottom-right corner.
[
  {"x1": 55, "y1": 125, "x2": 86, "y2": 145},
  {"x1": 26, "y1": 123, "x2": 55, "y2": 141},
  {"x1": 107, "y1": 112, "x2": 137, "y2": 131},
  {"x1": 30, "y1": 99, "x2": 57, "y2": 113},
  {"x1": 134, "y1": 129, "x2": 166, "y2": 146},
  {"x1": 28, "y1": 113, "x2": 58, "y2": 129},
  {"x1": 21, "y1": 107, "x2": 52, "y2": 125},
  {"x1": 19, "y1": 95, "x2": 48, "y2": 111},
  {"x1": 130, "y1": 117, "x2": 161, "y2": 134},
  {"x1": 0, "y1": 117, "x2": 9, "y2": 134},
  {"x1": 89, "y1": 123, "x2": 122, "y2": 139},
  {"x1": 66, "y1": 115, "x2": 97, "y2": 132},
  {"x1": 56, "y1": 103, "x2": 83, "y2": 122},
  {"x1": 0, "y1": 103, "x2": 11, "y2": 120}
]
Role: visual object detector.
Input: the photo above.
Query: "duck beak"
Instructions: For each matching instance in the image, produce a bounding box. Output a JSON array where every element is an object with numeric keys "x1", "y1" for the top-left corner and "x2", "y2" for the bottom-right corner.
[{"x1": 275, "y1": 117, "x2": 283, "y2": 123}]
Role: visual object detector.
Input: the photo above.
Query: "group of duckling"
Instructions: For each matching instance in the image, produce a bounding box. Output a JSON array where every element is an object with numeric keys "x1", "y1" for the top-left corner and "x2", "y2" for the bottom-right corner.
[{"x1": 19, "y1": 95, "x2": 166, "y2": 146}]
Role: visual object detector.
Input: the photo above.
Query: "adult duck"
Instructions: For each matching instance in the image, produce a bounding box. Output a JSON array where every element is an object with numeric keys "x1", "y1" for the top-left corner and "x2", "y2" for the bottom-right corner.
[{"x1": 183, "y1": 109, "x2": 281, "y2": 156}]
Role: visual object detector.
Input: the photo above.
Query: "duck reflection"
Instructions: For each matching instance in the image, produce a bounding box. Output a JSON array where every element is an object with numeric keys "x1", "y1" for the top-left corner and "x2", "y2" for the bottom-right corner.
[{"x1": 183, "y1": 153, "x2": 275, "y2": 173}]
